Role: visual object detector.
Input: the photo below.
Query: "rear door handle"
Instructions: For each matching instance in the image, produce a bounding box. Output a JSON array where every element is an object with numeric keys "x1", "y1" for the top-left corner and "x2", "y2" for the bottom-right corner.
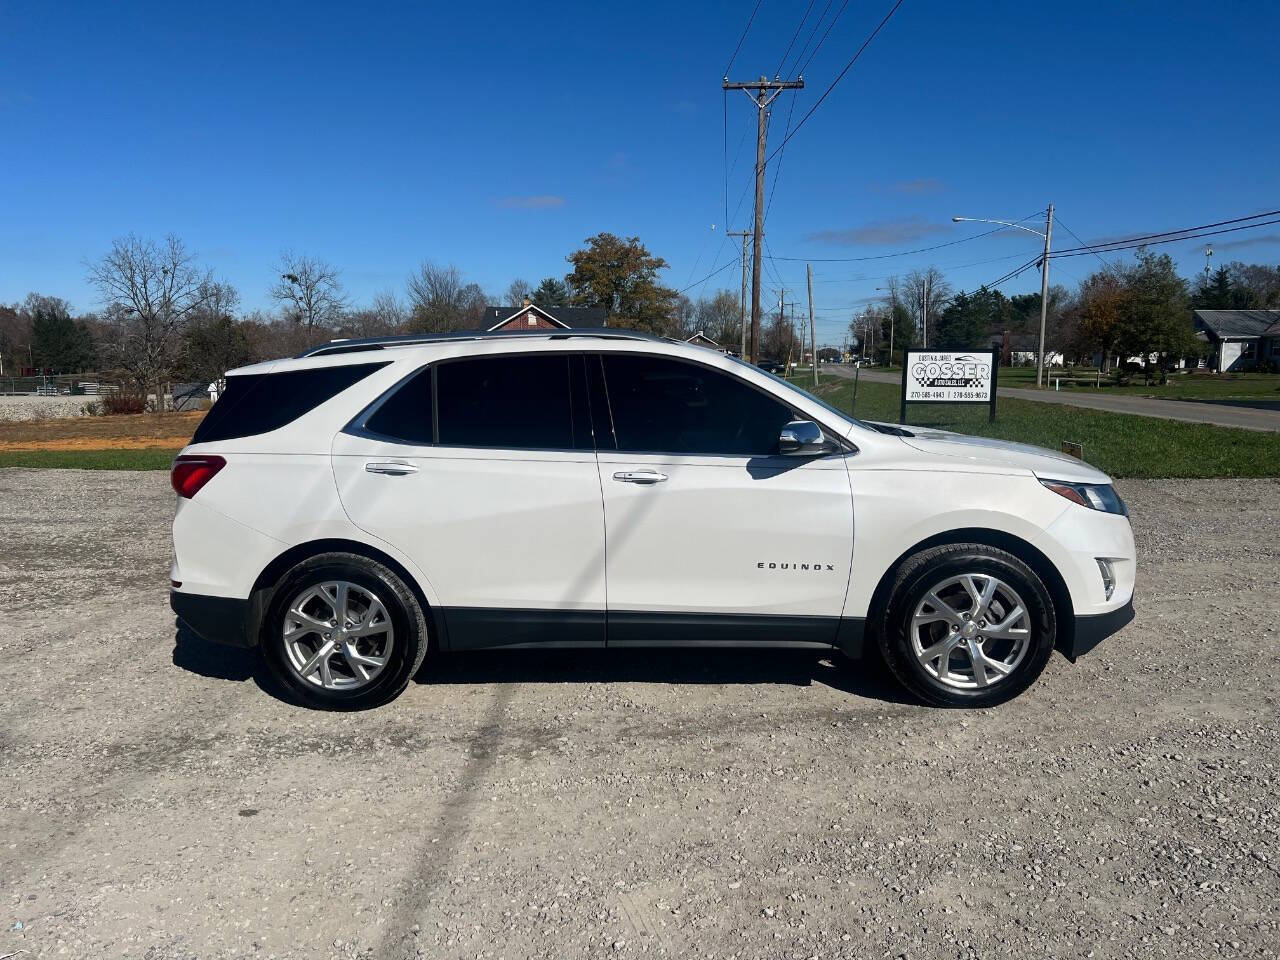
[
  {"x1": 612, "y1": 470, "x2": 668, "y2": 484},
  {"x1": 365, "y1": 460, "x2": 418, "y2": 476}
]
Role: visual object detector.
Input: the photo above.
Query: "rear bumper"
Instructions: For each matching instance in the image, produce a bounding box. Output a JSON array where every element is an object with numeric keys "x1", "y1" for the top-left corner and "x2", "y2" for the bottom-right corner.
[
  {"x1": 1063, "y1": 597, "x2": 1134, "y2": 661},
  {"x1": 171, "y1": 591, "x2": 254, "y2": 648}
]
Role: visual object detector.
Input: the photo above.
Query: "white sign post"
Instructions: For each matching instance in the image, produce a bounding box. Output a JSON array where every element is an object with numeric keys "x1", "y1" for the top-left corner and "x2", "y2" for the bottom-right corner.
[{"x1": 899, "y1": 349, "x2": 999, "y2": 424}]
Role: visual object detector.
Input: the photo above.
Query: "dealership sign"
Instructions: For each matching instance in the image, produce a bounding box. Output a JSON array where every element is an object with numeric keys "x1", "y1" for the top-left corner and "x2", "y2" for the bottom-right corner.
[{"x1": 899, "y1": 349, "x2": 999, "y2": 423}]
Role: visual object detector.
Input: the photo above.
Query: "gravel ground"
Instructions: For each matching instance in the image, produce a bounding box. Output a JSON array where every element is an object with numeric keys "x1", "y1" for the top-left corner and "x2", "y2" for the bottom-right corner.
[
  {"x1": 0, "y1": 396, "x2": 89, "y2": 422},
  {"x1": 1, "y1": 469, "x2": 1277, "y2": 960}
]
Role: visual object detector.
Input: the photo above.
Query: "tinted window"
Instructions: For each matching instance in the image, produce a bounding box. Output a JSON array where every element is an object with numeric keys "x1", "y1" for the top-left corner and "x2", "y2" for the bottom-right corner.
[
  {"x1": 363, "y1": 367, "x2": 434, "y2": 444},
  {"x1": 600, "y1": 354, "x2": 796, "y2": 456},
  {"x1": 437, "y1": 355, "x2": 574, "y2": 449},
  {"x1": 193, "y1": 362, "x2": 388, "y2": 444}
]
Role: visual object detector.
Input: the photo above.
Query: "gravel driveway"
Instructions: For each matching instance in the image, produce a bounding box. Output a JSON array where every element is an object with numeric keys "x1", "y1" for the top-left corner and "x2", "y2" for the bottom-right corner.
[{"x1": 1, "y1": 470, "x2": 1277, "y2": 959}]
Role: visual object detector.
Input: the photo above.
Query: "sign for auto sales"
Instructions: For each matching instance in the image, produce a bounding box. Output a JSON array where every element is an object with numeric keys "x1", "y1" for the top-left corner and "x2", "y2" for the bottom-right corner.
[{"x1": 900, "y1": 349, "x2": 999, "y2": 423}]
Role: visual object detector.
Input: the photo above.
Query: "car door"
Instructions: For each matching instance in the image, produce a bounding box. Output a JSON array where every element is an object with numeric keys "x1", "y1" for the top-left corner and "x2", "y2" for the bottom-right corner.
[
  {"x1": 332, "y1": 351, "x2": 606, "y2": 649},
  {"x1": 591, "y1": 352, "x2": 855, "y2": 646}
]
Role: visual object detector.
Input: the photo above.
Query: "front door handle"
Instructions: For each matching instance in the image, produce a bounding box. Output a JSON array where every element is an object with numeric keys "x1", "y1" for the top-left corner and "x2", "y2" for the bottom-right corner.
[
  {"x1": 365, "y1": 460, "x2": 418, "y2": 476},
  {"x1": 612, "y1": 470, "x2": 668, "y2": 484}
]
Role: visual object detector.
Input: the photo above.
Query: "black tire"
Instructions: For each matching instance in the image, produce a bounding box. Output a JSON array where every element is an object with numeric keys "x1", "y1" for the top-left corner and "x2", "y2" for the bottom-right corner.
[
  {"x1": 876, "y1": 543, "x2": 1057, "y2": 708},
  {"x1": 261, "y1": 552, "x2": 428, "y2": 710}
]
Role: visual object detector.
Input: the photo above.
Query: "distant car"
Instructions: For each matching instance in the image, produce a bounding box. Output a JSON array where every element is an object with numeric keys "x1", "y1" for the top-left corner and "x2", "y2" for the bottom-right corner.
[
  {"x1": 757, "y1": 359, "x2": 786, "y2": 374},
  {"x1": 171, "y1": 330, "x2": 1136, "y2": 710}
]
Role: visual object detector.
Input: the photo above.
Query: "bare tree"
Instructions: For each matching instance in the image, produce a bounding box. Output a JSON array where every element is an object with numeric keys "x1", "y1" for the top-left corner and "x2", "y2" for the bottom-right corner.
[
  {"x1": 902, "y1": 266, "x2": 952, "y2": 349},
  {"x1": 181, "y1": 280, "x2": 250, "y2": 386},
  {"x1": 342, "y1": 290, "x2": 408, "y2": 338},
  {"x1": 695, "y1": 289, "x2": 742, "y2": 346},
  {"x1": 406, "y1": 261, "x2": 488, "y2": 332},
  {"x1": 504, "y1": 278, "x2": 532, "y2": 307},
  {"x1": 86, "y1": 234, "x2": 213, "y2": 410},
  {"x1": 270, "y1": 252, "x2": 347, "y2": 333}
]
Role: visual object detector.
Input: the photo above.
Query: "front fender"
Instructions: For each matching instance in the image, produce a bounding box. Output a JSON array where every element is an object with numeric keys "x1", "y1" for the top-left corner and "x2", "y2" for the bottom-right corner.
[{"x1": 843, "y1": 469, "x2": 1069, "y2": 619}]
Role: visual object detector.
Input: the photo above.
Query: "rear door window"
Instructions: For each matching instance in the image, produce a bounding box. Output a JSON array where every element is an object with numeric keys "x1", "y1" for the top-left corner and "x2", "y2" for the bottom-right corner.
[
  {"x1": 436, "y1": 354, "x2": 575, "y2": 450},
  {"x1": 193, "y1": 362, "x2": 388, "y2": 444}
]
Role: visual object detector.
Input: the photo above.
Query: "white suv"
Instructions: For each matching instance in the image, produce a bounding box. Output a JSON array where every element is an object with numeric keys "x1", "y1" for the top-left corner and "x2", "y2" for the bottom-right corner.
[{"x1": 170, "y1": 331, "x2": 1135, "y2": 710}]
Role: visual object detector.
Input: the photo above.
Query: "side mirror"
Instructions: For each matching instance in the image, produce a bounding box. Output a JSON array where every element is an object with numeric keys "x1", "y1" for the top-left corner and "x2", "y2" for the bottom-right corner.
[{"x1": 779, "y1": 420, "x2": 826, "y2": 456}]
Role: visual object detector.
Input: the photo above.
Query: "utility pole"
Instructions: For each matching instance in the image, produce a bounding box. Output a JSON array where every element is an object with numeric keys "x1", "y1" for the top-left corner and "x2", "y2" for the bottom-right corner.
[
  {"x1": 778, "y1": 289, "x2": 786, "y2": 367},
  {"x1": 728, "y1": 230, "x2": 752, "y2": 357},
  {"x1": 921, "y1": 274, "x2": 930, "y2": 350},
  {"x1": 723, "y1": 75, "x2": 804, "y2": 364},
  {"x1": 778, "y1": 288, "x2": 787, "y2": 363},
  {"x1": 806, "y1": 263, "x2": 817, "y2": 387},
  {"x1": 1035, "y1": 202, "x2": 1054, "y2": 388}
]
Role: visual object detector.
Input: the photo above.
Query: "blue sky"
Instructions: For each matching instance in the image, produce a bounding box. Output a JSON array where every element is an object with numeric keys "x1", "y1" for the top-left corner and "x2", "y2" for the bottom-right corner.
[{"x1": 2, "y1": 0, "x2": 1277, "y2": 342}]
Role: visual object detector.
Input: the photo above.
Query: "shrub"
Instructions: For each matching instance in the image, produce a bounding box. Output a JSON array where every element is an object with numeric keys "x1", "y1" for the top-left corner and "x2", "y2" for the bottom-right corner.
[{"x1": 102, "y1": 390, "x2": 146, "y2": 415}]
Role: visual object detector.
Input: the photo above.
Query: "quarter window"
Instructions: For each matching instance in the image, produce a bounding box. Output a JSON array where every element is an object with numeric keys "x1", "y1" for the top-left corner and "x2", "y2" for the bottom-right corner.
[
  {"x1": 363, "y1": 367, "x2": 433, "y2": 444},
  {"x1": 437, "y1": 354, "x2": 574, "y2": 449},
  {"x1": 194, "y1": 362, "x2": 388, "y2": 444},
  {"x1": 600, "y1": 354, "x2": 796, "y2": 456}
]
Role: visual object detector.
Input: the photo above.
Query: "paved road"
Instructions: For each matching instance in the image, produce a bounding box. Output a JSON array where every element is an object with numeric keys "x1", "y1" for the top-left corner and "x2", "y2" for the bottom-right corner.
[
  {"x1": 4, "y1": 469, "x2": 1280, "y2": 959},
  {"x1": 823, "y1": 365, "x2": 1280, "y2": 432}
]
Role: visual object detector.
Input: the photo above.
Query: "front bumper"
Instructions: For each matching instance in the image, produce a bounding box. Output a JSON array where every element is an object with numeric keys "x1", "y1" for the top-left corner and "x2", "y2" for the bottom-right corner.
[
  {"x1": 1062, "y1": 596, "x2": 1135, "y2": 661},
  {"x1": 171, "y1": 591, "x2": 254, "y2": 648}
]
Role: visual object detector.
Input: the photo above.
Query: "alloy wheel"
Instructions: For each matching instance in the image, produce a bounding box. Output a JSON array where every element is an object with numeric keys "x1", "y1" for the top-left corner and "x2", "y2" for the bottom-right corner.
[
  {"x1": 910, "y1": 573, "x2": 1031, "y2": 690},
  {"x1": 281, "y1": 580, "x2": 394, "y2": 690}
]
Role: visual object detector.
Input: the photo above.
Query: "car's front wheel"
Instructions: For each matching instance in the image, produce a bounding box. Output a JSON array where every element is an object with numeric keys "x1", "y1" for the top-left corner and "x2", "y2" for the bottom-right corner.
[
  {"x1": 877, "y1": 544, "x2": 1057, "y2": 707},
  {"x1": 261, "y1": 553, "x2": 428, "y2": 710}
]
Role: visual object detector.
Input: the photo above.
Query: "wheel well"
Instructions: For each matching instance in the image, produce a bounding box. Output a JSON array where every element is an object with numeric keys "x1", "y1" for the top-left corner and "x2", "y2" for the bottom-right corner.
[
  {"x1": 248, "y1": 539, "x2": 444, "y2": 649},
  {"x1": 865, "y1": 528, "x2": 1075, "y2": 647}
]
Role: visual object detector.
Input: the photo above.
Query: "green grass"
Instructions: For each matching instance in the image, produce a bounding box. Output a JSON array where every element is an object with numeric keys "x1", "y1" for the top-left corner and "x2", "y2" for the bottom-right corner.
[
  {"x1": 797, "y1": 374, "x2": 1280, "y2": 479},
  {"x1": 995, "y1": 366, "x2": 1280, "y2": 402},
  {"x1": 0, "y1": 448, "x2": 178, "y2": 470}
]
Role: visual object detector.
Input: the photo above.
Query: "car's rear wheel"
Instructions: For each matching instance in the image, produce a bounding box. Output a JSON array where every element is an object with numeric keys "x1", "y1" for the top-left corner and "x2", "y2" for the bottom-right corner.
[
  {"x1": 262, "y1": 553, "x2": 428, "y2": 710},
  {"x1": 877, "y1": 544, "x2": 1057, "y2": 707}
]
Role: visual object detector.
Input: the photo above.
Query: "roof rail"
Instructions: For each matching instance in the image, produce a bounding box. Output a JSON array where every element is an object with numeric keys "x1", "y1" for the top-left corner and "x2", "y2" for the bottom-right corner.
[{"x1": 296, "y1": 328, "x2": 671, "y2": 358}]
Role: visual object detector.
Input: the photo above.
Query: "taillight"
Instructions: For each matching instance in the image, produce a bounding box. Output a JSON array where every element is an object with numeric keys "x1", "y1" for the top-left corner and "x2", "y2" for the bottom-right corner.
[{"x1": 171, "y1": 455, "x2": 226, "y2": 499}]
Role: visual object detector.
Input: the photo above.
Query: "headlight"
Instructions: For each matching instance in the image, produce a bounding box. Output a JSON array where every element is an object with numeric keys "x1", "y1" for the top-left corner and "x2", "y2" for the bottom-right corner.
[{"x1": 1040, "y1": 479, "x2": 1128, "y2": 516}]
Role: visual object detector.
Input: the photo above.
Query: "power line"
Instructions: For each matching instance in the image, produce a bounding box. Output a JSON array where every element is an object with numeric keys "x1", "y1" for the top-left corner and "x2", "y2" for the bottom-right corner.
[
  {"x1": 775, "y1": 0, "x2": 817, "y2": 77},
  {"x1": 797, "y1": 0, "x2": 853, "y2": 75},
  {"x1": 722, "y1": 92, "x2": 729, "y2": 229},
  {"x1": 682, "y1": 225, "x2": 722, "y2": 291},
  {"x1": 724, "y1": 0, "x2": 766, "y2": 75},
  {"x1": 786, "y1": 0, "x2": 836, "y2": 77},
  {"x1": 677, "y1": 257, "x2": 738, "y2": 295},
  {"x1": 810, "y1": 250, "x2": 1031, "y2": 283},
  {"x1": 979, "y1": 257, "x2": 1042, "y2": 289},
  {"x1": 1052, "y1": 215, "x2": 1113, "y2": 270},
  {"x1": 773, "y1": 212, "x2": 1044, "y2": 262},
  {"x1": 1052, "y1": 216, "x2": 1280, "y2": 259},
  {"x1": 764, "y1": 89, "x2": 798, "y2": 219},
  {"x1": 1048, "y1": 208, "x2": 1280, "y2": 257},
  {"x1": 765, "y1": 0, "x2": 906, "y2": 165}
]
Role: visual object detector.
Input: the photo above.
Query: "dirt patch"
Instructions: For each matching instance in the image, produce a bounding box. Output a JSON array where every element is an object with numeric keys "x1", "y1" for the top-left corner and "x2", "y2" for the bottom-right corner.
[{"x1": 0, "y1": 411, "x2": 202, "y2": 451}]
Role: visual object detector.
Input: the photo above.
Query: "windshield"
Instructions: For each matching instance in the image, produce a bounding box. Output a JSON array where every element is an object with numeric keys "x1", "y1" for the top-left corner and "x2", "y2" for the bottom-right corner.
[{"x1": 725, "y1": 355, "x2": 875, "y2": 432}]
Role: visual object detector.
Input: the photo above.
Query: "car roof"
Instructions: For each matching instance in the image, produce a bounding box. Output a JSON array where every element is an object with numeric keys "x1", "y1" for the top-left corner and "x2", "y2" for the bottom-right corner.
[{"x1": 227, "y1": 329, "x2": 736, "y2": 377}]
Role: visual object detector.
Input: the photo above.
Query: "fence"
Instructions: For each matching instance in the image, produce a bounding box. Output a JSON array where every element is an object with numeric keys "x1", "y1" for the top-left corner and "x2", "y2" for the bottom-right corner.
[{"x1": 0, "y1": 374, "x2": 121, "y2": 396}]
